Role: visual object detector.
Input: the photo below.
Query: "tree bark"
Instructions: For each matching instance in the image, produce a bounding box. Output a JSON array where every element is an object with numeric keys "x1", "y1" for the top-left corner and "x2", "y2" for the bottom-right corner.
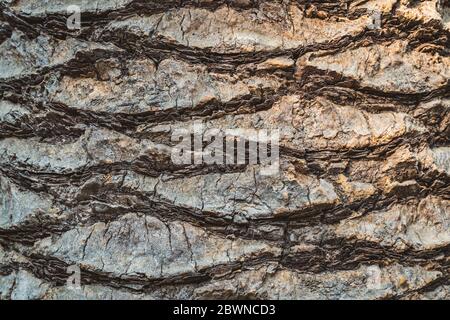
[{"x1": 0, "y1": 0, "x2": 449, "y2": 300}]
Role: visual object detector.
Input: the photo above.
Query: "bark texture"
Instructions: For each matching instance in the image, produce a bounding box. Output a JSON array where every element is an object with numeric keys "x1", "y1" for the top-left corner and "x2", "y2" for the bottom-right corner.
[{"x1": 0, "y1": 0, "x2": 449, "y2": 300}]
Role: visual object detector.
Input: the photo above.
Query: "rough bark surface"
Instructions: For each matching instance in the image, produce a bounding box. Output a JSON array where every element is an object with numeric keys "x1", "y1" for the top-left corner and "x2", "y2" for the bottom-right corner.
[{"x1": 0, "y1": 0, "x2": 449, "y2": 300}]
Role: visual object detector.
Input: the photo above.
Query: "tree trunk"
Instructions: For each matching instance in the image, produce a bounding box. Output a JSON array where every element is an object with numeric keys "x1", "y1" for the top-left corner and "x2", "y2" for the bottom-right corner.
[{"x1": 0, "y1": 0, "x2": 449, "y2": 300}]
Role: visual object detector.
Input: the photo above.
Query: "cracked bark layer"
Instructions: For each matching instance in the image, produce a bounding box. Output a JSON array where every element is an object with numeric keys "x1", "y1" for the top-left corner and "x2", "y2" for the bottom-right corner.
[{"x1": 0, "y1": 0, "x2": 449, "y2": 300}]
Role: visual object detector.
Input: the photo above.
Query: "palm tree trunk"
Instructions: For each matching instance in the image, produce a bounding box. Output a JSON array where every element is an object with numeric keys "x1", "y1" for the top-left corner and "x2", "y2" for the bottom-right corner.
[{"x1": 0, "y1": 0, "x2": 448, "y2": 300}]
